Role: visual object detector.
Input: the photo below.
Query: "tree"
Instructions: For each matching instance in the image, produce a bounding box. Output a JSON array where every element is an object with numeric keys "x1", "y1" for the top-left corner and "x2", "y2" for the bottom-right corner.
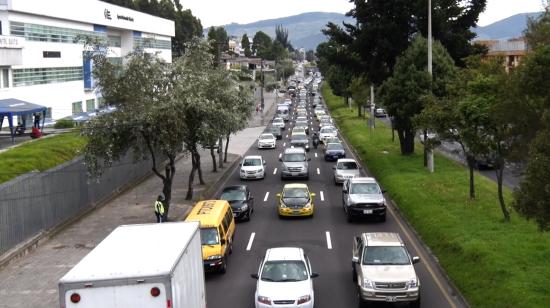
[
  {"x1": 525, "y1": 1, "x2": 550, "y2": 49},
  {"x1": 379, "y1": 36, "x2": 457, "y2": 155},
  {"x1": 275, "y1": 59, "x2": 295, "y2": 82},
  {"x1": 207, "y1": 26, "x2": 229, "y2": 66},
  {"x1": 275, "y1": 25, "x2": 293, "y2": 51},
  {"x1": 83, "y1": 49, "x2": 183, "y2": 220},
  {"x1": 305, "y1": 50, "x2": 315, "y2": 62},
  {"x1": 241, "y1": 34, "x2": 252, "y2": 57},
  {"x1": 252, "y1": 31, "x2": 273, "y2": 59},
  {"x1": 101, "y1": 0, "x2": 135, "y2": 9},
  {"x1": 348, "y1": 75, "x2": 370, "y2": 117},
  {"x1": 172, "y1": 9, "x2": 203, "y2": 56}
]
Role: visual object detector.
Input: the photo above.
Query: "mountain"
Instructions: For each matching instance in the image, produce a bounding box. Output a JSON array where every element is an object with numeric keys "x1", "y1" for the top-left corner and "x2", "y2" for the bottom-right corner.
[
  {"x1": 473, "y1": 12, "x2": 543, "y2": 40},
  {"x1": 206, "y1": 12, "x2": 354, "y2": 51}
]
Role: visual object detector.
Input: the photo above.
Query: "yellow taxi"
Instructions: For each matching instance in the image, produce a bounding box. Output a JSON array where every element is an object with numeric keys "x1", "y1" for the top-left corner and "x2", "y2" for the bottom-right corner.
[{"x1": 277, "y1": 183, "x2": 315, "y2": 218}]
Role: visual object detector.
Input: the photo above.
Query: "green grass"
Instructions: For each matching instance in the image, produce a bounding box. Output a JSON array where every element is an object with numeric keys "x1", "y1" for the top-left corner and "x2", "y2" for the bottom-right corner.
[
  {"x1": 323, "y1": 84, "x2": 550, "y2": 308},
  {"x1": 0, "y1": 131, "x2": 87, "y2": 184}
]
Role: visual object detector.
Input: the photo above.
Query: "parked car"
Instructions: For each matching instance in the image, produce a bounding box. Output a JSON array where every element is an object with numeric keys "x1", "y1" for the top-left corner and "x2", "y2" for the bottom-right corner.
[
  {"x1": 240, "y1": 156, "x2": 266, "y2": 180},
  {"x1": 251, "y1": 247, "x2": 318, "y2": 308},
  {"x1": 342, "y1": 177, "x2": 386, "y2": 222},
  {"x1": 219, "y1": 185, "x2": 254, "y2": 221},
  {"x1": 280, "y1": 147, "x2": 310, "y2": 180},
  {"x1": 290, "y1": 132, "x2": 310, "y2": 152},
  {"x1": 333, "y1": 159, "x2": 361, "y2": 184},
  {"x1": 258, "y1": 133, "x2": 276, "y2": 149},
  {"x1": 267, "y1": 126, "x2": 283, "y2": 140},
  {"x1": 277, "y1": 183, "x2": 316, "y2": 218},
  {"x1": 272, "y1": 117, "x2": 285, "y2": 130},
  {"x1": 352, "y1": 233, "x2": 421, "y2": 308},
  {"x1": 324, "y1": 142, "x2": 346, "y2": 161}
]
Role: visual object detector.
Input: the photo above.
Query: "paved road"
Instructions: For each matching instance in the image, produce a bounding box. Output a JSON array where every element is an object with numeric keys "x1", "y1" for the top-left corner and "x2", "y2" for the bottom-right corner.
[{"x1": 205, "y1": 100, "x2": 465, "y2": 308}]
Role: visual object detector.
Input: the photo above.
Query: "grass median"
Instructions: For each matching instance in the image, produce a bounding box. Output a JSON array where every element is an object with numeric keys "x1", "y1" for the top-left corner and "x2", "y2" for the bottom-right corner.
[
  {"x1": 322, "y1": 84, "x2": 550, "y2": 307},
  {"x1": 0, "y1": 131, "x2": 86, "y2": 184}
]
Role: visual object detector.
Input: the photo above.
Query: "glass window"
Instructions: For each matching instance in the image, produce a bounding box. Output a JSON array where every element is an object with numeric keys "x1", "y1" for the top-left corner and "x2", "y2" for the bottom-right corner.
[
  {"x1": 220, "y1": 189, "x2": 246, "y2": 201},
  {"x1": 261, "y1": 261, "x2": 308, "y2": 282},
  {"x1": 1, "y1": 68, "x2": 9, "y2": 88},
  {"x1": 12, "y1": 67, "x2": 83, "y2": 87},
  {"x1": 338, "y1": 161, "x2": 358, "y2": 170},
  {"x1": 351, "y1": 183, "x2": 380, "y2": 194},
  {"x1": 283, "y1": 188, "x2": 309, "y2": 198},
  {"x1": 10, "y1": 21, "x2": 105, "y2": 45},
  {"x1": 45, "y1": 107, "x2": 52, "y2": 119},
  {"x1": 72, "y1": 101, "x2": 82, "y2": 114},
  {"x1": 86, "y1": 99, "x2": 95, "y2": 112},
  {"x1": 243, "y1": 158, "x2": 261, "y2": 166},
  {"x1": 200, "y1": 228, "x2": 219, "y2": 245},
  {"x1": 283, "y1": 153, "x2": 305, "y2": 162},
  {"x1": 362, "y1": 246, "x2": 410, "y2": 265}
]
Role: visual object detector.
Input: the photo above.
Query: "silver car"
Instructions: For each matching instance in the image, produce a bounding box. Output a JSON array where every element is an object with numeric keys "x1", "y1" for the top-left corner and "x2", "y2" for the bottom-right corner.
[
  {"x1": 342, "y1": 177, "x2": 386, "y2": 222},
  {"x1": 333, "y1": 159, "x2": 361, "y2": 184}
]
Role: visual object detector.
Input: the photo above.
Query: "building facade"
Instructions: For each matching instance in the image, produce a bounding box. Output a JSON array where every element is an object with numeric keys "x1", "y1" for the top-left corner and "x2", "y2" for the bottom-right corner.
[
  {"x1": 0, "y1": 0, "x2": 174, "y2": 121},
  {"x1": 476, "y1": 38, "x2": 527, "y2": 72}
]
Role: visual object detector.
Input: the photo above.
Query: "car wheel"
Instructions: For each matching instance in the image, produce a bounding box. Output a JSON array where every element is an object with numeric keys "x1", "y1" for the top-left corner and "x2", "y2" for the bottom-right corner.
[
  {"x1": 245, "y1": 210, "x2": 251, "y2": 222},
  {"x1": 410, "y1": 295, "x2": 421, "y2": 308},
  {"x1": 347, "y1": 212, "x2": 354, "y2": 223},
  {"x1": 357, "y1": 288, "x2": 368, "y2": 308},
  {"x1": 352, "y1": 265, "x2": 357, "y2": 282},
  {"x1": 380, "y1": 213, "x2": 386, "y2": 222},
  {"x1": 219, "y1": 258, "x2": 227, "y2": 274}
]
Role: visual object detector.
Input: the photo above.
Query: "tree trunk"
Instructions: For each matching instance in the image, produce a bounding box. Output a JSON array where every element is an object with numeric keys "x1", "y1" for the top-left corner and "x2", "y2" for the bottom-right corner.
[
  {"x1": 397, "y1": 127, "x2": 415, "y2": 155},
  {"x1": 495, "y1": 156, "x2": 510, "y2": 221},
  {"x1": 224, "y1": 134, "x2": 230, "y2": 162},
  {"x1": 423, "y1": 130, "x2": 428, "y2": 167},
  {"x1": 218, "y1": 136, "x2": 224, "y2": 169},
  {"x1": 186, "y1": 152, "x2": 197, "y2": 200},
  {"x1": 195, "y1": 150, "x2": 205, "y2": 185},
  {"x1": 161, "y1": 155, "x2": 175, "y2": 221},
  {"x1": 210, "y1": 148, "x2": 217, "y2": 172},
  {"x1": 466, "y1": 154, "x2": 476, "y2": 200},
  {"x1": 391, "y1": 118, "x2": 395, "y2": 142}
]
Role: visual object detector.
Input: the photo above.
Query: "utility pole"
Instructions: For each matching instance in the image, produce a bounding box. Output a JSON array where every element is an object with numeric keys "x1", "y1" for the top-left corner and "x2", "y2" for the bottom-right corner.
[
  {"x1": 260, "y1": 58, "x2": 265, "y2": 112},
  {"x1": 370, "y1": 85, "x2": 375, "y2": 129},
  {"x1": 427, "y1": 0, "x2": 435, "y2": 173}
]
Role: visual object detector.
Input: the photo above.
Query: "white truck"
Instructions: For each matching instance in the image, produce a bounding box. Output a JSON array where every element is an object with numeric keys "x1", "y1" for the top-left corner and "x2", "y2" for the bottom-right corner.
[{"x1": 58, "y1": 222, "x2": 206, "y2": 308}]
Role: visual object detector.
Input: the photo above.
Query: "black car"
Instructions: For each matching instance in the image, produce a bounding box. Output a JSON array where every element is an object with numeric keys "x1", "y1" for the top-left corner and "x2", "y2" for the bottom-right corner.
[
  {"x1": 290, "y1": 134, "x2": 310, "y2": 151},
  {"x1": 324, "y1": 142, "x2": 346, "y2": 161},
  {"x1": 267, "y1": 126, "x2": 283, "y2": 140},
  {"x1": 219, "y1": 185, "x2": 254, "y2": 221}
]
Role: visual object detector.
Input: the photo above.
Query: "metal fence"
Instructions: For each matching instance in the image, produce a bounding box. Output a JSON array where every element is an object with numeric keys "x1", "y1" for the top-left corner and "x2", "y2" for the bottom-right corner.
[{"x1": 0, "y1": 155, "x2": 153, "y2": 255}]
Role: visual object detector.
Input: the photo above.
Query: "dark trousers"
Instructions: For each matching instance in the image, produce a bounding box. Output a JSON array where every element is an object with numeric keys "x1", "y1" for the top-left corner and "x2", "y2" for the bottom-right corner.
[
  {"x1": 34, "y1": 119, "x2": 40, "y2": 128},
  {"x1": 155, "y1": 212, "x2": 163, "y2": 223}
]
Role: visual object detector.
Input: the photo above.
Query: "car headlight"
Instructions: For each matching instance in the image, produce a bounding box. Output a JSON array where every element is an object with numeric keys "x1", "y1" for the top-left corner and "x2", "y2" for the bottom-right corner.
[
  {"x1": 297, "y1": 295, "x2": 311, "y2": 304},
  {"x1": 408, "y1": 277, "x2": 418, "y2": 288},
  {"x1": 279, "y1": 200, "x2": 287, "y2": 208},
  {"x1": 378, "y1": 201, "x2": 385, "y2": 206},
  {"x1": 207, "y1": 255, "x2": 222, "y2": 260},
  {"x1": 363, "y1": 278, "x2": 374, "y2": 289},
  {"x1": 240, "y1": 169, "x2": 245, "y2": 173},
  {"x1": 304, "y1": 202, "x2": 312, "y2": 208},
  {"x1": 258, "y1": 296, "x2": 271, "y2": 305},
  {"x1": 240, "y1": 204, "x2": 248, "y2": 211},
  {"x1": 282, "y1": 165, "x2": 289, "y2": 171}
]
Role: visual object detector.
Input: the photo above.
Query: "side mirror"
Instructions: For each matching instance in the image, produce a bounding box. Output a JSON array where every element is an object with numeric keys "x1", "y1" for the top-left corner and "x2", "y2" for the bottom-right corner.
[
  {"x1": 382, "y1": 189, "x2": 387, "y2": 194},
  {"x1": 332, "y1": 166, "x2": 336, "y2": 170},
  {"x1": 279, "y1": 157, "x2": 282, "y2": 162},
  {"x1": 343, "y1": 189, "x2": 348, "y2": 194},
  {"x1": 412, "y1": 256, "x2": 420, "y2": 264},
  {"x1": 263, "y1": 161, "x2": 267, "y2": 165},
  {"x1": 276, "y1": 193, "x2": 281, "y2": 198},
  {"x1": 310, "y1": 273, "x2": 319, "y2": 278},
  {"x1": 352, "y1": 256, "x2": 359, "y2": 263},
  {"x1": 307, "y1": 157, "x2": 311, "y2": 161},
  {"x1": 310, "y1": 193, "x2": 316, "y2": 197},
  {"x1": 249, "y1": 196, "x2": 254, "y2": 200},
  {"x1": 250, "y1": 273, "x2": 259, "y2": 279}
]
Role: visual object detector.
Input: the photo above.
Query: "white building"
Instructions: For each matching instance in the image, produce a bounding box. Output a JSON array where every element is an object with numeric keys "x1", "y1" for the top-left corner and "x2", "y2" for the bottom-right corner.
[{"x1": 0, "y1": 0, "x2": 174, "y2": 121}]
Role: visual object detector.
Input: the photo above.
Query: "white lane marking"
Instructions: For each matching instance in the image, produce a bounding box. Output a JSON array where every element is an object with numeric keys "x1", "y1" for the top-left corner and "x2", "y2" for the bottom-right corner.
[
  {"x1": 320, "y1": 191, "x2": 325, "y2": 201},
  {"x1": 283, "y1": 142, "x2": 286, "y2": 147},
  {"x1": 273, "y1": 168, "x2": 278, "y2": 175},
  {"x1": 315, "y1": 153, "x2": 318, "y2": 158},
  {"x1": 264, "y1": 192, "x2": 270, "y2": 202},
  {"x1": 279, "y1": 153, "x2": 282, "y2": 159},
  {"x1": 326, "y1": 231, "x2": 333, "y2": 249},
  {"x1": 317, "y1": 168, "x2": 320, "y2": 175},
  {"x1": 286, "y1": 135, "x2": 288, "y2": 138},
  {"x1": 246, "y1": 232, "x2": 256, "y2": 251}
]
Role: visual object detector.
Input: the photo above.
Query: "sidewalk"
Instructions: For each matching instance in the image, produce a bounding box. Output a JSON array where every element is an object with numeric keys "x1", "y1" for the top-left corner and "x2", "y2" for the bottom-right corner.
[{"x1": 0, "y1": 90, "x2": 277, "y2": 307}]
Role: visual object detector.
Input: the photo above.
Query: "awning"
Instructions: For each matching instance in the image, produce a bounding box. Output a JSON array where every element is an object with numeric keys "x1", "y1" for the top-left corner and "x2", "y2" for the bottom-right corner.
[{"x1": 0, "y1": 98, "x2": 47, "y2": 141}]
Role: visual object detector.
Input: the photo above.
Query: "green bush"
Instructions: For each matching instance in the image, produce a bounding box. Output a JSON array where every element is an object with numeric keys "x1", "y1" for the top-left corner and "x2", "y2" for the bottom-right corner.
[{"x1": 54, "y1": 119, "x2": 75, "y2": 129}]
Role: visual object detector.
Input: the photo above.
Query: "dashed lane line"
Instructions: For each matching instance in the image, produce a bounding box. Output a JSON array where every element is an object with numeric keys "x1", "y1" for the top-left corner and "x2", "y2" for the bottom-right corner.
[
  {"x1": 273, "y1": 168, "x2": 278, "y2": 175},
  {"x1": 246, "y1": 232, "x2": 256, "y2": 251},
  {"x1": 320, "y1": 191, "x2": 325, "y2": 201},
  {"x1": 326, "y1": 231, "x2": 333, "y2": 249},
  {"x1": 263, "y1": 192, "x2": 270, "y2": 202}
]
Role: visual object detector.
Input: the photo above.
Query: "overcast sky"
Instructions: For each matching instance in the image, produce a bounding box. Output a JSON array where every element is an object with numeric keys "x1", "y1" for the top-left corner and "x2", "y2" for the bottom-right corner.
[{"x1": 181, "y1": 0, "x2": 547, "y2": 28}]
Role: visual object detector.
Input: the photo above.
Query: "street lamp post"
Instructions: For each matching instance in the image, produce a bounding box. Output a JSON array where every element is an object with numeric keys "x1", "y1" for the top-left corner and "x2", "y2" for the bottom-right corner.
[{"x1": 427, "y1": 0, "x2": 435, "y2": 173}]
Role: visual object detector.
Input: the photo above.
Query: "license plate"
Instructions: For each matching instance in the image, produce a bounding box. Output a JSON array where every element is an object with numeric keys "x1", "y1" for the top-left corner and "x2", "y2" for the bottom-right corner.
[
  {"x1": 291, "y1": 173, "x2": 299, "y2": 177},
  {"x1": 293, "y1": 210, "x2": 301, "y2": 214},
  {"x1": 363, "y1": 209, "x2": 373, "y2": 214},
  {"x1": 385, "y1": 296, "x2": 397, "y2": 302}
]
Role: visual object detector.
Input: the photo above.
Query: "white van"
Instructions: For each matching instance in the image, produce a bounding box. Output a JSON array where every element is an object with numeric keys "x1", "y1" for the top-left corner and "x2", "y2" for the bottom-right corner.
[{"x1": 276, "y1": 105, "x2": 290, "y2": 121}]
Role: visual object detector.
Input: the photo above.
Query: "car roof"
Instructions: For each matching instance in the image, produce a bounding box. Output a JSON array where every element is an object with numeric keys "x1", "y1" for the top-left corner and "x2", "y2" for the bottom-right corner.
[
  {"x1": 265, "y1": 247, "x2": 304, "y2": 261},
  {"x1": 244, "y1": 155, "x2": 262, "y2": 160},
  {"x1": 337, "y1": 158, "x2": 357, "y2": 163},
  {"x1": 273, "y1": 117, "x2": 283, "y2": 121},
  {"x1": 284, "y1": 183, "x2": 308, "y2": 189},
  {"x1": 362, "y1": 233, "x2": 404, "y2": 247},
  {"x1": 284, "y1": 147, "x2": 305, "y2": 153},
  {"x1": 260, "y1": 133, "x2": 275, "y2": 137},
  {"x1": 349, "y1": 177, "x2": 377, "y2": 184},
  {"x1": 292, "y1": 131, "x2": 307, "y2": 135}
]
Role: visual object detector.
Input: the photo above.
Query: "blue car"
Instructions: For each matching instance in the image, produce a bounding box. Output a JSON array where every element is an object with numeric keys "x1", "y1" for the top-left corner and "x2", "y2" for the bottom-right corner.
[{"x1": 324, "y1": 142, "x2": 346, "y2": 161}]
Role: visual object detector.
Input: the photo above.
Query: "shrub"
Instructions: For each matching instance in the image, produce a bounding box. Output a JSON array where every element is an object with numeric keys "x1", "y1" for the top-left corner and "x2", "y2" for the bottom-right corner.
[{"x1": 54, "y1": 119, "x2": 75, "y2": 129}]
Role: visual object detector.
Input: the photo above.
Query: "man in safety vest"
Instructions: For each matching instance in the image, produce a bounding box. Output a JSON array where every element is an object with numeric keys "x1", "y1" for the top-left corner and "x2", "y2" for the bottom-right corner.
[{"x1": 154, "y1": 195, "x2": 165, "y2": 223}]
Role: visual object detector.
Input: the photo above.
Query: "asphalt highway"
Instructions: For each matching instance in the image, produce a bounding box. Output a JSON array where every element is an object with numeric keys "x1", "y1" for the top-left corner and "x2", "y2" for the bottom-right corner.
[{"x1": 205, "y1": 99, "x2": 465, "y2": 308}]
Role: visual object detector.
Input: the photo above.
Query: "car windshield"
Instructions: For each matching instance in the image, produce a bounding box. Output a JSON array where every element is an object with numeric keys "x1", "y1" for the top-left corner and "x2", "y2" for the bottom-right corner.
[
  {"x1": 283, "y1": 153, "x2": 306, "y2": 162},
  {"x1": 261, "y1": 260, "x2": 309, "y2": 282},
  {"x1": 243, "y1": 158, "x2": 262, "y2": 166},
  {"x1": 351, "y1": 183, "x2": 380, "y2": 194},
  {"x1": 327, "y1": 143, "x2": 343, "y2": 150},
  {"x1": 338, "y1": 161, "x2": 358, "y2": 170},
  {"x1": 200, "y1": 228, "x2": 219, "y2": 245},
  {"x1": 297, "y1": 117, "x2": 307, "y2": 122},
  {"x1": 269, "y1": 127, "x2": 280, "y2": 133},
  {"x1": 292, "y1": 135, "x2": 307, "y2": 141},
  {"x1": 260, "y1": 134, "x2": 273, "y2": 140},
  {"x1": 284, "y1": 188, "x2": 309, "y2": 198},
  {"x1": 320, "y1": 127, "x2": 334, "y2": 134},
  {"x1": 220, "y1": 189, "x2": 246, "y2": 201},
  {"x1": 273, "y1": 118, "x2": 283, "y2": 123},
  {"x1": 362, "y1": 246, "x2": 410, "y2": 265}
]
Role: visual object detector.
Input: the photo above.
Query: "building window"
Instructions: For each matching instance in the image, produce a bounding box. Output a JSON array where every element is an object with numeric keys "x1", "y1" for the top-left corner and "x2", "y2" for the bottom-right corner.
[
  {"x1": 46, "y1": 107, "x2": 52, "y2": 119},
  {"x1": 43, "y1": 51, "x2": 61, "y2": 58},
  {"x1": 12, "y1": 67, "x2": 83, "y2": 87},
  {"x1": 98, "y1": 97, "x2": 106, "y2": 108},
  {"x1": 10, "y1": 21, "x2": 105, "y2": 44},
  {"x1": 0, "y1": 68, "x2": 9, "y2": 88},
  {"x1": 72, "y1": 101, "x2": 83, "y2": 114},
  {"x1": 133, "y1": 37, "x2": 172, "y2": 50},
  {"x1": 86, "y1": 99, "x2": 95, "y2": 112}
]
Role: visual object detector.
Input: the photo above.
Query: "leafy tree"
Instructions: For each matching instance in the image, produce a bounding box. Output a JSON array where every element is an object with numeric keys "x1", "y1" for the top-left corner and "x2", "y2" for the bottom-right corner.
[
  {"x1": 275, "y1": 59, "x2": 295, "y2": 82},
  {"x1": 207, "y1": 27, "x2": 229, "y2": 66},
  {"x1": 252, "y1": 31, "x2": 273, "y2": 59},
  {"x1": 241, "y1": 33, "x2": 252, "y2": 57},
  {"x1": 379, "y1": 36, "x2": 457, "y2": 155},
  {"x1": 101, "y1": 0, "x2": 136, "y2": 9},
  {"x1": 275, "y1": 25, "x2": 293, "y2": 51},
  {"x1": 271, "y1": 40, "x2": 287, "y2": 62},
  {"x1": 525, "y1": 1, "x2": 550, "y2": 49},
  {"x1": 348, "y1": 75, "x2": 370, "y2": 117},
  {"x1": 305, "y1": 50, "x2": 315, "y2": 62},
  {"x1": 172, "y1": 9, "x2": 203, "y2": 56}
]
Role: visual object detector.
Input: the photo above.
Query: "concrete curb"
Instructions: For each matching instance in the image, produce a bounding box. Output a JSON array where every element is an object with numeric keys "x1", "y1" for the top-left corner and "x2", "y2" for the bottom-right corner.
[{"x1": 332, "y1": 112, "x2": 470, "y2": 308}]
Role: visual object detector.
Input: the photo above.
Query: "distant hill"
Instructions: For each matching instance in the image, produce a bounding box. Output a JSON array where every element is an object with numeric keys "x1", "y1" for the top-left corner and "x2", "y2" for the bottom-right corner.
[
  {"x1": 474, "y1": 12, "x2": 543, "y2": 40},
  {"x1": 206, "y1": 12, "x2": 354, "y2": 51}
]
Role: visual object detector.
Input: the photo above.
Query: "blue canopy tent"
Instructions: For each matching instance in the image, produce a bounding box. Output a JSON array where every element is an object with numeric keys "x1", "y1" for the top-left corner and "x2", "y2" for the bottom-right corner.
[{"x1": 0, "y1": 98, "x2": 47, "y2": 142}]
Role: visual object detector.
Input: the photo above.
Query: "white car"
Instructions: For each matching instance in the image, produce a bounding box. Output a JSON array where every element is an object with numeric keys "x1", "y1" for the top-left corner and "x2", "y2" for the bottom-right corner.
[
  {"x1": 240, "y1": 156, "x2": 266, "y2": 180},
  {"x1": 319, "y1": 126, "x2": 338, "y2": 143},
  {"x1": 252, "y1": 247, "x2": 318, "y2": 308},
  {"x1": 258, "y1": 133, "x2": 276, "y2": 149},
  {"x1": 272, "y1": 117, "x2": 285, "y2": 130}
]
